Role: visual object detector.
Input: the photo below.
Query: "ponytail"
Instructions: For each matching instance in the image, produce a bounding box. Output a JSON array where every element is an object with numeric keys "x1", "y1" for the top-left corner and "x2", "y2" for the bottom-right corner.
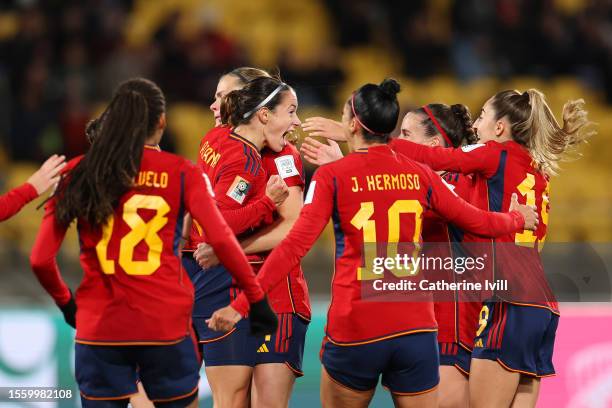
[
  {"x1": 55, "y1": 78, "x2": 165, "y2": 227},
  {"x1": 493, "y1": 89, "x2": 595, "y2": 176}
]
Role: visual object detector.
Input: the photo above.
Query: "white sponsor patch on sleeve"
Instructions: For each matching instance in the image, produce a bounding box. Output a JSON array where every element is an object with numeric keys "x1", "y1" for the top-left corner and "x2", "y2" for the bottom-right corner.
[
  {"x1": 461, "y1": 143, "x2": 486, "y2": 152},
  {"x1": 304, "y1": 181, "x2": 316, "y2": 205},
  {"x1": 274, "y1": 155, "x2": 300, "y2": 179},
  {"x1": 226, "y1": 175, "x2": 251, "y2": 204},
  {"x1": 202, "y1": 173, "x2": 215, "y2": 197}
]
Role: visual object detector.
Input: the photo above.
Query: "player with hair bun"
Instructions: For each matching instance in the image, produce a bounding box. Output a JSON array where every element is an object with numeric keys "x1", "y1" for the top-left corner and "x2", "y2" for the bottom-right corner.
[
  {"x1": 209, "y1": 78, "x2": 539, "y2": 408},
  {"x1": 301, "y1": 103, "x2": 483, "y2": 407}
]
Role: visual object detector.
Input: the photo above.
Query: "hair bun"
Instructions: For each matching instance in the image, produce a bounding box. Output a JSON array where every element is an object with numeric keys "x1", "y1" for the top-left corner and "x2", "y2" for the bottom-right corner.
[
  {"x1": 379, "y1": 78, "x2": 401, "y2": 98},
  {"x1": 450, "y1": 104, "x2": 477, "y2": 145}
]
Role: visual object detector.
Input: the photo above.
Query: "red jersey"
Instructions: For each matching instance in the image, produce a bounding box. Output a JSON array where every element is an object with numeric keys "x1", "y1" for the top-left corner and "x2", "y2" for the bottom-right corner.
[
  {"x1": 232, "y1": 145, "x2": 525, "y2": 344},
  {"x1": 186, "y1": 126, "x2": 276, "y2": 251},
  {"x1": 392, "y1": 139, "x2": 557, "y2": 313},
  {"x1": 30, "y1": 146, "x2": 264, "y2": 344},
  {"x1": 422, "y1": 172, "x2": 481, "y2": 349},
  {"x1": 0, "y1": 182, "x2": 37, "y2": 221},
  {"x1": 260, "y1": 144, "x2": 311, "y2": 320}
]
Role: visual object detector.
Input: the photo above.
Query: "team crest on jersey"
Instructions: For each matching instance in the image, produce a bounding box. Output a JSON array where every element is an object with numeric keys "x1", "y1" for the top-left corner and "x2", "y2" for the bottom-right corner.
[
  {"x1": 274, "y1": 155, "x2": 299, "y2": 179},
  {"x1": 226, "y1": 175, "x2": 251, "y2": 204}
]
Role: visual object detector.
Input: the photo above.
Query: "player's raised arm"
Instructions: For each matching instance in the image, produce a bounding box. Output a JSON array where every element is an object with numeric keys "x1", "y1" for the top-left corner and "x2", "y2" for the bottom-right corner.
[
  {"x1": 392, "y1": 139, "x2": 501, "y2": 178},
  {"x1": 0, "y1": 154, "x2": 66, "y2": 221},
  {"x1": 424, "y1": 165, "x2": 538, "y2": 236},
  {"x1": 226, "y1": 166, "x2": 335, "y2": 319}
]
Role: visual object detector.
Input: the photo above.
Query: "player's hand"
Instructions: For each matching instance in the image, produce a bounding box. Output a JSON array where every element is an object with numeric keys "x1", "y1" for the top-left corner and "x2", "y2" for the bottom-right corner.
[
  {"x1": 265, "y1": 175, "x2": 289, "y2": 207},
  {"x1": 248, "y1": 297, "x2": 278, "y2": 336},
  {"x1": 58, "y1": 290, "x2": 77, "y2": 329},
  {"x1": 194, "y1": 243, "x2": 220, "y2": 269},
  {"x1": 300, "y1": 137, "x2": 344, "y2": 166},
  {"x1": 510, "y1": 193, "x2": 539, "y2": 231},
  {"x1": 27, "y1": 154, "x2": 66, "y2": 195},
  {"x1": 302, "y1": 117, "x2": 345, "y2": 141},
  {"x1": 207, "y1": 306, "x2": 242, "y2": 332}
]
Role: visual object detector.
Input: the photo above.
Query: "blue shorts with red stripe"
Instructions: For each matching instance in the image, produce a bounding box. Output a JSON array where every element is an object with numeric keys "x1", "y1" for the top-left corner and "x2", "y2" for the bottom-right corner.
[
  {"x1": 320, "y1": 331, "x2": 440, "y2": 395},
  {"x1": 200, "y1": 313, "x2": 308, "y2": 376},
  {"x1": 75, "y1": 336, "x2": 199, "y2": 406},
  {"x1": 439, "y1": 342, "x2": 471, "y2": 375},
  {"x1": 472, "y1": 301, "x2": 558, "y2": 377}
]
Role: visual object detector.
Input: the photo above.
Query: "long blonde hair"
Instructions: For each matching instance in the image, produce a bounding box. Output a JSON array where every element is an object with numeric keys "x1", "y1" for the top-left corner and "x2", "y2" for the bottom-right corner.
[{"x1": 492, "y1": 89, "x2": 595, "y2": 176}]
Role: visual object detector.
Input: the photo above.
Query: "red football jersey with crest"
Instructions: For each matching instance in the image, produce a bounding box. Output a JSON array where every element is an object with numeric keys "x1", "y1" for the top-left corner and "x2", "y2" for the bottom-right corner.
[
  {"x1": 259, "y1": 143, "x2": 311, "y2": 319},
  {"x1": 232, "y1": 145, "x2": 525, "y2": 344},
  {"x1": 0, "y1": 183, "x2": 37, "y2": 221},
  {"x1": 185, "y1": 126, "x2": 276, "y2": 251},
  {"x1": 30, "y1": 146, "x2": 263, "y2": 344},
  {"x1": 392, "y1": 139, "x2": 557, "y2": 313}
]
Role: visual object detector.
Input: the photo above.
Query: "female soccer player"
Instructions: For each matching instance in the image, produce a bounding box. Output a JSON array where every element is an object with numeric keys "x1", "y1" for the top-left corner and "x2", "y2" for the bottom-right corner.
[
  {"x1": 313, "y1": 90, "x2": 593, "y2": 407},
  {"x1": 192, "y1": 67, "x2": 311, "y2": 408},
  {"x1": 384, "y1": 90, "x2": 593, "y2": 408},
  {"x1": 0, "y1": 154, "x2": 65, "y2": 221},
  {"x1": 181, "y1": 75, "x2": 302, "y2": 408},
  {"x1": 301, "y1": 105, "x2": 481, "y2": 407},
  {"x1": 29, "y1": 78, "x2": 276, "y2": 408},
  {"x1": 208, "y1": 79, "x2": 539, "y2": 408}
]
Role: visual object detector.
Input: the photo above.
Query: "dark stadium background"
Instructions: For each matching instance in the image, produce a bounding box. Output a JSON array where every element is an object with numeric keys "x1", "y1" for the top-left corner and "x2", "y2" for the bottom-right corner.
[{"x1": 0, "y1": 1, "x2": 610, "y2": 407}]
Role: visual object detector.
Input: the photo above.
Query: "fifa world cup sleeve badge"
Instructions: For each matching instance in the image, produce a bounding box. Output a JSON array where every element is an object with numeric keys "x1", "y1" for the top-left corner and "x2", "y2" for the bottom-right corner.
[{"x1": 226, "y1": 175, "x2": 251, "y2": 204}]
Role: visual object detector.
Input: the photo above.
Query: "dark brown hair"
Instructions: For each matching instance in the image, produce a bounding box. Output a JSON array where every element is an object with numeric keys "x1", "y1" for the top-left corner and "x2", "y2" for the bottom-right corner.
[
  {"x1": 220, "y1": 76, "x2": 291, "y2": 128},
  {"x1": 55, "y1": 78, "x2": 166, "y2": 227},
  {"x1": 413, "y1": 103, "x2": 477, "y2": 147},
  {"x1": 349, "y1": 78, "x2": 401, "y2": 143}
]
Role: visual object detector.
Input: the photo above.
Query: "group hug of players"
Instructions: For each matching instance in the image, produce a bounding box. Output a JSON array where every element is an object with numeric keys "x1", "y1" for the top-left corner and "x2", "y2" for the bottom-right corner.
[{"x1": 0, "y1": 67, "x2": 594, "y2": 408}]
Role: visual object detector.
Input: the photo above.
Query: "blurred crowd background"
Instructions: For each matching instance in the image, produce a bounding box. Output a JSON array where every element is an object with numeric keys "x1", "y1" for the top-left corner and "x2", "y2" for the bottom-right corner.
[{"x1": 0, "y1": 0, "x2": 611, "y2": 302}]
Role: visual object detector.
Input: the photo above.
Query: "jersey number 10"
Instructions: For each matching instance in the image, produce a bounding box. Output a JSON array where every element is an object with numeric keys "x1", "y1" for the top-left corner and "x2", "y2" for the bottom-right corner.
[{"x1": 351, "y1": 200, "x2": 423, "y2": 281}]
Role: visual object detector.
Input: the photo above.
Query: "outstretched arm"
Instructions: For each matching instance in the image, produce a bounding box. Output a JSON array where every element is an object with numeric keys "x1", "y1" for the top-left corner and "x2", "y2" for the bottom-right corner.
[{"x1": 1, "y1": 155, "x2": 66, "y2": 221}]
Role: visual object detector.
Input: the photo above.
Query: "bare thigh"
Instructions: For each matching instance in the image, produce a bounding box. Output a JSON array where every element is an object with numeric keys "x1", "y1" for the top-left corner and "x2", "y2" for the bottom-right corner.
[
  {"x1": 251, "y1": 363, "x2": 296, "y2": 408},
  {"x1": 206, "y1": 365, "x2": 253, "y2": 408}
]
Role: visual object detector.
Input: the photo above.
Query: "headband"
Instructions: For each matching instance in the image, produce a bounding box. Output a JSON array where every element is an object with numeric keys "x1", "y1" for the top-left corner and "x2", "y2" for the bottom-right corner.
[
  {"x1": 351, "y1": 93, "x2": 387, "y2": 136},
  {"x1": 243, "y1": 83, "x2": 287, "y2": 119},
  {"x1": 423, "y1": 105, "x2": 453, "y2": 147}
]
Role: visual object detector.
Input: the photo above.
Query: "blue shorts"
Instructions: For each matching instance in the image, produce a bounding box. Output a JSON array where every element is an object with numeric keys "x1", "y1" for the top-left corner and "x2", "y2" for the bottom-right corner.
[
  {"x1": 472, "y1": 301, "x2": 558, "y2": 377},
  {"x1": 182, "y1": 257, "x2": 234, "y2": 340},
  {"x1": 321, "y1": 331, "x2": 440, "y2": 395},
  {"x1": 201, "y1": 313, "x2": 308, "y2": 376},
  {"x1": 439, "y1": 342, "x2": 471, "y2": 375},
  {"x1": 75, "y1": 336, "x2": 199, "y2": 404}
]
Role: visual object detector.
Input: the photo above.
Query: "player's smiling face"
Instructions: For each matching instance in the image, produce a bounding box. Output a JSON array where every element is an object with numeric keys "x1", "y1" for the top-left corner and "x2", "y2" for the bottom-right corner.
[
  {"x1": 400, "y1": 112, "x2": 440, "y2": 146},
  {"x1": 210, "y1": 75, "x2": 243, "y2": 126},
  {"x1": 263, "y1": 89, "x2": 301, "y2": 152}
]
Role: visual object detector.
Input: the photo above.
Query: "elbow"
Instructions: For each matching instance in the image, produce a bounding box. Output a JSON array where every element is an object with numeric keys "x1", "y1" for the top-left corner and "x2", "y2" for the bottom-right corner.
[{"x1": 30, "y1": 252, "x2": 50, "y2": 273}]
